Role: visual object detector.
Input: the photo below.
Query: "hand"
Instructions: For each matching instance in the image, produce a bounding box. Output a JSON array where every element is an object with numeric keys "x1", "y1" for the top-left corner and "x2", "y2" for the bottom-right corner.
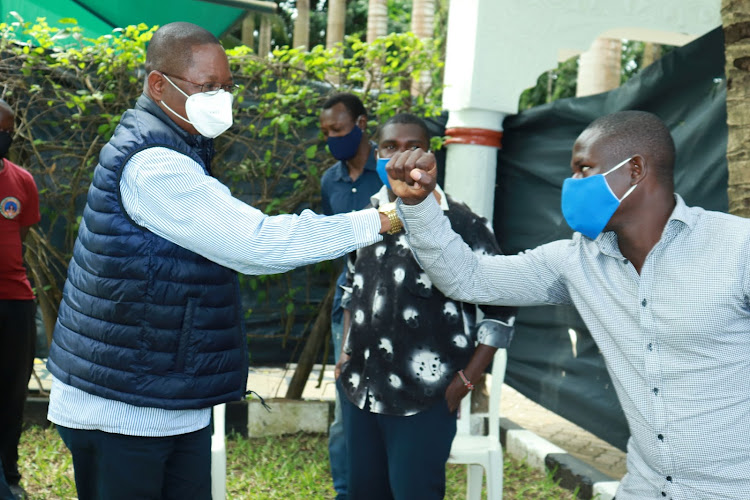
[
  {"x1": 444, "y1": 373, "x2": 471, "y2": 413},
  {"x1": 385, "y1": 149, "x2": 438, "y2": 205},
  {"x1": 334, "y1": 352, "x2": 350, "y2": 380}
]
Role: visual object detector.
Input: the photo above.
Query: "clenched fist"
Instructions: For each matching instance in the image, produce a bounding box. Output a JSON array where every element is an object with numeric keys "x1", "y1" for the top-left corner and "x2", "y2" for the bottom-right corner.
[{"x1": 384, "y1": 149, "x2": 438, "y2": 205}]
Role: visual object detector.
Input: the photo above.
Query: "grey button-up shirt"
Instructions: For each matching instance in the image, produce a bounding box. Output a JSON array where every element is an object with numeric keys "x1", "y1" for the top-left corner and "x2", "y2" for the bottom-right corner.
[{"x1": 400, "y1": 194, "x2": 750, "y2": 500}]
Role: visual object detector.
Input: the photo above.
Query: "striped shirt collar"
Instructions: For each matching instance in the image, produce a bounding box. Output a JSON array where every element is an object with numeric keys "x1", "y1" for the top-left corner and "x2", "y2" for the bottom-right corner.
[{"x1": 596, "y1": 193, "x2": 694, "y2": 258}]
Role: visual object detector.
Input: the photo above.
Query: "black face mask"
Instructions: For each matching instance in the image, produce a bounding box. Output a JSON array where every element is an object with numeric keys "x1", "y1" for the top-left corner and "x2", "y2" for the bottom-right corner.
[{"x1": 0, "y1": 131, "x2": 11, "y2": 159}]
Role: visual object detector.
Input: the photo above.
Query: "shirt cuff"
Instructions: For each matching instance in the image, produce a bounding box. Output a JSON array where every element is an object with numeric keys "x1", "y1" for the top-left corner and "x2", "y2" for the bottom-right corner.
[
  {"x1": 397, "y1": 195, "x2": 443, "y2": 234},
  {"x1": 476, "y1": 319, "x2": 515, "y2": 349},
  {"x1": 345, "y1": 208, "x2": 383, "y2": 246}
]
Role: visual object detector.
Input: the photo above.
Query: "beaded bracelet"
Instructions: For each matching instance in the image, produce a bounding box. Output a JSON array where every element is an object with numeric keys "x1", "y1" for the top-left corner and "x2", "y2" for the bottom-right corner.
[{"x1": 457, "y1": 370, "x2": 474, "y2": 391}]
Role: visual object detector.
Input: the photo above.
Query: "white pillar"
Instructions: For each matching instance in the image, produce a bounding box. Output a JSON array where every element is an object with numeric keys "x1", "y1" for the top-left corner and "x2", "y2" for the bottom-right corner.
[
  {"x1": 443, "y1": 110, "x2": 505, "y2": 222},
  {"x1": 439, "y1": 0, "x2": 720, "y2": 221},
  {"x1": 441, "y1": 0, "x2": 509, "y2": 221}
]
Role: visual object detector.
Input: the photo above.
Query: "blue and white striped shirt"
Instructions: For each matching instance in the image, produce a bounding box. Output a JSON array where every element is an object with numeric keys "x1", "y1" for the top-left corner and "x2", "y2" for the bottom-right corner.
[{"x1": 48, "y1": 146, "x2": 382, "y2": 436}]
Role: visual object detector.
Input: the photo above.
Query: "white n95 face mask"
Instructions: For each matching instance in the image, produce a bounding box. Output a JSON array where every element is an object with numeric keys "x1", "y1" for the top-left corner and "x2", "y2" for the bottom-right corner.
[{"x1": 161, "y1": 74, "x2": 234, "y2": 139}]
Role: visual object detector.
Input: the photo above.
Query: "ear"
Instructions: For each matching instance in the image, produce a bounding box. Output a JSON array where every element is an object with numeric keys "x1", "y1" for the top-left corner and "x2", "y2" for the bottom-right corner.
[
  {"x1": 356, "y1": 114, "x2": 368, "y2": 131},
  {"x1": 629, "y1": 155, "x2": 647, "y2": 185},
  {"x1": 147, "y1": 71, "x2": 166, "y2": 101}
]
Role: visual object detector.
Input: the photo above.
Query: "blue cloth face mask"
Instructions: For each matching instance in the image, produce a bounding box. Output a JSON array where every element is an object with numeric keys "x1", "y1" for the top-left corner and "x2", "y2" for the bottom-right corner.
[
  {"x1": 376, "y1": 157, "x2": 391, "y2": 190},
  {"x1": 561, "y1": 157, "x2": 637, "y2": 239},
  {"x1": 327, "y1": 122, "x2": 363, "y2": 161}
]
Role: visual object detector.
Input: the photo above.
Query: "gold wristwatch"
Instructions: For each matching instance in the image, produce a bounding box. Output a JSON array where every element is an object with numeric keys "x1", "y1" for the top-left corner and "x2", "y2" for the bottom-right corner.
[{"x1": 378, "y1": 202, "x2": 403, "y2": 235}]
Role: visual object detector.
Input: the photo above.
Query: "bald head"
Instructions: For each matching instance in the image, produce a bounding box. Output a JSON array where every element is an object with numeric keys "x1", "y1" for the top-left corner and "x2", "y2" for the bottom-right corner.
[
  {"x1": 585, "y1": 110, "x2": 675, "y2": 186},
  {"x1": 145, "y1": 22, "x2": 221, "y2": 76}
]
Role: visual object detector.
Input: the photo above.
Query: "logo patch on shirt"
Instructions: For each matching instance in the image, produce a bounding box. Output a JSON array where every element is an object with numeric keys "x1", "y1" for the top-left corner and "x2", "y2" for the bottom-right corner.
[{"x1": 1, "y1": 196, "x2": 21, "y2": 219}]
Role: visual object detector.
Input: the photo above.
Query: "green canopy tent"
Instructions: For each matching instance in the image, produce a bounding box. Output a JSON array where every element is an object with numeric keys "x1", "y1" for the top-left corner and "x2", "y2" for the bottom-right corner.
[{"x1": 1, "y1": 0, "x2": 275, "y2": 42}]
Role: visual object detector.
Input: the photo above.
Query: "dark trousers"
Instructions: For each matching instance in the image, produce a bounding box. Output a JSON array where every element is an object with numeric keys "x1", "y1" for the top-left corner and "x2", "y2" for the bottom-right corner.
[
  {"x1": 0, "y1": 458, "x2": 14, "y2": 500},
  {"x1": 339, "y1": 382, "x2": 457, "y2": 500},
  {"x1": 57, "y1": 425, "x2": 212, "y2": 500},
  {"x1": 0, "y1": 300, "x2": 36, "y2": 486}
]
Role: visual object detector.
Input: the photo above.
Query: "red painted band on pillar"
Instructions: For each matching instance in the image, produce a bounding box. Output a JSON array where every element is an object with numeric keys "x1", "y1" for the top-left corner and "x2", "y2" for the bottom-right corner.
[{"x1": 444, "y1": 127, "x2": 503, "y2": 149}]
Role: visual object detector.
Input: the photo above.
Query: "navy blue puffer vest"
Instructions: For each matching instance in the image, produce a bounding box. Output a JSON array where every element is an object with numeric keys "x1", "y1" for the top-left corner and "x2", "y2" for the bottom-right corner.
[{"x1": 48, "y1": 94, "x2": 248, "y2": 410}]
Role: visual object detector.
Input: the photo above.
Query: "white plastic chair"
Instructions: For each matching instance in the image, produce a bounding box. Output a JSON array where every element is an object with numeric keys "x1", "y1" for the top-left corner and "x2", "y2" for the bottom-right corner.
[
  {"x1": 211, "y1": 403, "x2": 227, "y2": 500},
  {"x1": 447, "y1": 349, "x2": 507, "y2": 500}
]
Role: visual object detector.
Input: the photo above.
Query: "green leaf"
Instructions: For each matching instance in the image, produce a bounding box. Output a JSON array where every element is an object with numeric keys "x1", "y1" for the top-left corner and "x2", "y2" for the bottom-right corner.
[{"x1": 305, "y1": 144, "x2": 317, "y2": 159}]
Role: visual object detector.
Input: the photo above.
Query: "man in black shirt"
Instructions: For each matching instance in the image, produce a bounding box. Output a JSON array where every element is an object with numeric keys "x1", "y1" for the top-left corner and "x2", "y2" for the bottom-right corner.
[{"x1": 336, "y1": 113, "x2": 516, "y2": 500}]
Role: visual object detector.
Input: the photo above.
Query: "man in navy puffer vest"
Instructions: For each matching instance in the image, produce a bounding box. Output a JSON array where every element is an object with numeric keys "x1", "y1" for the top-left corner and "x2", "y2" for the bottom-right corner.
[{"x1": 47, "y1": 22, "x2": 394, "y2": 500}]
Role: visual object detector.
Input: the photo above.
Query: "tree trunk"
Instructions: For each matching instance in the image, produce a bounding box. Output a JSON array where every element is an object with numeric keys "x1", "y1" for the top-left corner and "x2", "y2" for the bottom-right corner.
[
  {"x1": 641, "y1": 42, "x2": 662, "y2": 69},
  {"x1": 241, "y1": 12, "x2": 256, "y2": 50},
  {"x1": 576, "y1": 37, "x2": 622, "y2": 97},
  {"x1": 411, "y1": 0, "x2": 435, "y2": 39},
  {"x1": 411, "y1": 0, "x2": 435, "y2": 95},
  {"x1": 259, "y1": 13, "x2": 272, "y2": 57},
  {"x1": 722, "y1": 0, "x2": 750, "y2": 217},
  {"x1": 367, "y1": 0, "x2": 388, "y2": 43},
  {"x1": 326, "y1": 0, "x2": 346, "y2": 48},
  {"x1": 285, "y1": 284, "x2": 334, "y2": 399},
  {"x1": 293, "y1": 0, "x2": 310, "y2": 50}
]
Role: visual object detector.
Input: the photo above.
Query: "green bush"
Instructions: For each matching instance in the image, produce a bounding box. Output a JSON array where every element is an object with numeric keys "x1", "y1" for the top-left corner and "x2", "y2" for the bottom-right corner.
[{"x1": 0, "y1": 15, "x2": 444, "y2": 359}]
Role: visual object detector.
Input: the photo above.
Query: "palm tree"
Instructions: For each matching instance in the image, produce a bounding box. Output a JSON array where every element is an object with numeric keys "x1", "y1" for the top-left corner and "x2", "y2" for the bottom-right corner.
[
  {"x1": 411, "y1": 0, "x2": 436, "y2": 95},
  {"x1": 411, "y1": 0, "x2": 435, "y2": 40},
  {"x1": 293, "y1": 0, "x2": 310, "y2": 49},
  {"x1": 576, "y1": 38, "x2": 622, "y2": 97},
  {"x1": 326, "y1": 0, "x2": 346, "y2": 48},
  {"x1": 722, "y1": 0, "x2": 750, "y2": 217},
  {"x1": 367, "y1": 0, "x2": 388, "y2": 43},
  {"x1": 259, "y1": 13, "x2": 272, "y2": 56}
]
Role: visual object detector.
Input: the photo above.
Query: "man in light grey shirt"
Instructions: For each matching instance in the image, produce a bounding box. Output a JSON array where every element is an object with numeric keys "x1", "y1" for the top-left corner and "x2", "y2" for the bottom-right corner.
[{"x1": 387, "y1": 110, "x2": 750, "y2": 500}]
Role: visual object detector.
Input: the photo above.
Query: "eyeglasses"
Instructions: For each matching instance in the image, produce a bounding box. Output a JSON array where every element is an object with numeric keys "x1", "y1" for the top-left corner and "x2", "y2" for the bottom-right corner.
[{"x1": 162, "y1": 72, "x2": 240, "y2": 96}]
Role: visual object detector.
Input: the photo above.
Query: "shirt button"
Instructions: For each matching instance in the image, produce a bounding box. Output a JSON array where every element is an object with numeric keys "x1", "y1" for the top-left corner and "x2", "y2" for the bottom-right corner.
[
  {"x1": 642, "y1": 299, "x2": 648, "y2": 307},
  {"x1": 653, "y1": 387, "x2": 659, "y2": 395},
  {"x1": 623, "y1": 259, "x2": 629, "y2": 265},
  {"x1": 352, "y1": 187, "x2": 357, "y2": 193},
  {"x1": 666, "y1": 476, "x2": 672, "y2": 482},
  {"x1": 658, "y1": 434, "x2": 664, "y2": 440},
  {"x1": 647, "y1": 343, "x2": 653, "y2": 351},
  {"x1": 662, "y1": 493, "x2": 667, "y2": 497}
]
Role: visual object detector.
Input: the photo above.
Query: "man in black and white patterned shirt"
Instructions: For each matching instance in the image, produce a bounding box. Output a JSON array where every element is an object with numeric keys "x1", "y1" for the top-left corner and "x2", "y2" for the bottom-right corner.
[{"x1": 336, "y1": 113, "x2": 516, "y2": 500}]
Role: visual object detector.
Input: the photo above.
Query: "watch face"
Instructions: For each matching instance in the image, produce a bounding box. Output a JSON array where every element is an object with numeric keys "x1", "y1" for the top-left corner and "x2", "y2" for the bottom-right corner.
[{"x1": 379, "y1": 202, "x2": 396, "y2": 212}]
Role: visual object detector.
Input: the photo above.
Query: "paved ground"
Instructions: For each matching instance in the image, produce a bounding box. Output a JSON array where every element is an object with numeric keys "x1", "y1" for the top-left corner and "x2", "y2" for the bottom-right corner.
[
  {"x1": 30, "y1": 359, "x2": 627, "y2": 480},
  {"x1": 241, "y1": 363, "x2": 628, "y2": 480},
  {"x1": 500, "y1": 384, "x2": 626, "y2": 479}
]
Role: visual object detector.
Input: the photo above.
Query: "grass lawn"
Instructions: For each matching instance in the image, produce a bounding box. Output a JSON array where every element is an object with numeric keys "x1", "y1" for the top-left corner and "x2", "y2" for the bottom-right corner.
[{"x1": 18, "y1": 426, "x2": 578, "y2": 499}]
